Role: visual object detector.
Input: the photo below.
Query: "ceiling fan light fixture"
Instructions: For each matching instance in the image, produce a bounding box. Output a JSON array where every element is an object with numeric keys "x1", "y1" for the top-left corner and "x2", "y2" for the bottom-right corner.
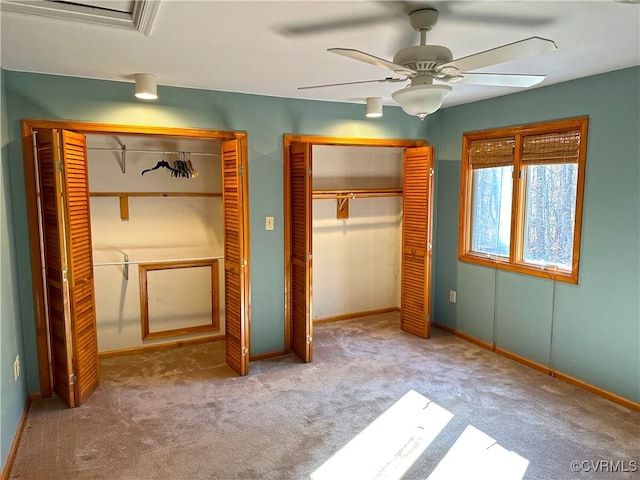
[
  {"x1": 365, "y1": 97, "x2": 383, "y2": 118},
  {"x1": 391, "y1": 84, "x2": 451, "y2": 120},
  {"x1": 134, "y1": 73, "x2": 158, "y2": 100}
]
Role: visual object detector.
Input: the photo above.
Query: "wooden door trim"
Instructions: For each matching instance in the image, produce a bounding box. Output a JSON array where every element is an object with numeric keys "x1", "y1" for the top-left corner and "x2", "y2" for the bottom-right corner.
[
  {"x1": 282, "y1": 134, "x2": 427, "y2": 356},
  {"x1": 22, "y1": 122, "x2": 51, "y2": 397},
  {"x1": 22, "y1": 119, "x2": 248, "y2": 397},
  {"x1": 22, "y1": 120, "x2": 247, "y2": 140}
]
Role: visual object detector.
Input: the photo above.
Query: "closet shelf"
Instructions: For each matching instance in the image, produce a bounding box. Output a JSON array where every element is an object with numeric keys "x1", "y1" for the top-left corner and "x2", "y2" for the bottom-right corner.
[
  {"x1": 311, "y1": 188, "x2": 402, "y2": 200},
  {"x1": 88, "y1": 147, "x2": 219, "y2": 156},
  {"x1": 89, "y1": 192, "x2": 222, "y2": 220},
  {"x1": 90, "y1": 192, "x2": 221, "y2": 197}
]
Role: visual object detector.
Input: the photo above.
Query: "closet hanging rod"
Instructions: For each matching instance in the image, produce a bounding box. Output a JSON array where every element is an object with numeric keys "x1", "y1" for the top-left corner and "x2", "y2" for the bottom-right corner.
[
  {"x1": 93, "y1": 255, "x2": 224, "y2": 267},
  {"x1": 87, "y1": 147, "x2": 219, "y2": 157}
]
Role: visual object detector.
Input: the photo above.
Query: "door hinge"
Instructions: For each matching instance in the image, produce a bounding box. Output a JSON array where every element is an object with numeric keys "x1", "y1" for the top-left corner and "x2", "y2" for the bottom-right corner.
[
  {"x1": 306, "y1": 253, "x2": 313, "y2": 262},
  {"x1": 429, "y1": 168, "x2": 434, "y2": 177},
  {"x1": 306, "y1": 167, "x2": 312, "y2": 177},
  {"x1": 427, "y1": 243, "x2": 432, "y2": 251},
  {"x1": 69, "y1": 373, "x2": 77, "y2": 385},
  {"x1": 306, "y1": 335, "x2": 313, "y2": 344},
  {"x1": 241, "y1": 258, "x2": 247, "y2": 268},
  {"x1": 242, "y1": 346, "x2": 249, "y2": 356},
  {"x1": 62, "y1": 269, "x2": 69, "y2": 281},
  {"x1": 56, "y1": 161, "x2": 64, "y2": 173},
  {"x1": 239, "y1": 165, "x2": 246, "y2": 177},
  {"x1": 426, "y1": 315, "x2": 431, "y2": 323}
]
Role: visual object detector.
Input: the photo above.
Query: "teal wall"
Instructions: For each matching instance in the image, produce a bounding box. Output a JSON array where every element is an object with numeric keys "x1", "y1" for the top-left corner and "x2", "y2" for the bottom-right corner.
[
  {"x1": 0, "y1": 69, "x2": 28, "y2": 471},
  {"x1": 2, "y1": 70, "x2": 432, "y2": 395},
  {"x1": 432, "y1": 66, "x2": 640, "y2": 403}
]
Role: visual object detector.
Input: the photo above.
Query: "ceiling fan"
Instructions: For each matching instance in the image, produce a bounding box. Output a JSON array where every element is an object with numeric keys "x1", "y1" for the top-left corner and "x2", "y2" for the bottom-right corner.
[{"x1": 300, "y1": 8, "x2": 558, "y2": 120}]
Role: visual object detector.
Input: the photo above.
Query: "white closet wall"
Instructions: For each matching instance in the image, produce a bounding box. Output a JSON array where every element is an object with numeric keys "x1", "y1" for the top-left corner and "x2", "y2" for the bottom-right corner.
[
  {"x1": 87, "y1": 134, "x2": 224, "y2": 352},
  {"x1": 312, "y1": 146, "x2": 404, "y2": 320}
]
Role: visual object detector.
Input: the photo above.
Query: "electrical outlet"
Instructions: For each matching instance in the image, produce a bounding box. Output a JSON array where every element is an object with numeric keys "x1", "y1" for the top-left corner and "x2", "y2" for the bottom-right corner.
[
  {"x1": 265, "y1": 216, "x2": 274, "y2": 231},
  {"x1": 449, "y1": 290, "x2": 457, "y2": 304},
  {"x1": 14, "y1": 355, "x2": 20, "y2": 381}
]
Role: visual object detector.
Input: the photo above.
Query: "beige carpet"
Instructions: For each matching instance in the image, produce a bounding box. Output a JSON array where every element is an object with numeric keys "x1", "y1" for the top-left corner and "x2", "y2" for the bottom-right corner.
[{"x1": 8, "y1": 312, "x2": 640, "y2": 479}]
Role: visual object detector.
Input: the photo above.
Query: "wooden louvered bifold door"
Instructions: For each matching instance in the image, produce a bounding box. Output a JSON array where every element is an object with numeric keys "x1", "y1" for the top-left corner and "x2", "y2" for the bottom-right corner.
[
  {"x1": 222, "y1": 139, "x2": 250, "y2": 376},
  {"x1": 401, "y1": 147, "x2": 434, "y2": 339},
  {"x1": 36, "y1": 129, "x2": 74, "y2": 406},
  {"x1": 36, "y1": 129, "x2": 99, "y2": 407},
  {"x1": 60, "y1": 130, "x2": 99, "y2": 405},
  {"x1": 289, "y1": 142, "x2": 312, "y2": 362}
]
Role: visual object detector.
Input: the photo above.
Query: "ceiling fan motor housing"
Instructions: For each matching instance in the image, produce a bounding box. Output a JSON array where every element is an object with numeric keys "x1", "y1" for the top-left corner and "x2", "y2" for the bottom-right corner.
[
  {"x1": 393, "y1": 45, "x2": 454, "y2": 73},
  {"x1": 409, "y1": 8, "x2": 439, "y2": 32}
]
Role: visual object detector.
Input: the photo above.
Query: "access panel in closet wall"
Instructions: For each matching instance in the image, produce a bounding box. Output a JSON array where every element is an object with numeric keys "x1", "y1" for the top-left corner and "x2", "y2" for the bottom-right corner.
[
  {"x1": 86, "y1": 134, "x2": 224, "y2": 353},
  {"x1": 312, "y1": 145, "x2": 404, "y2": 321}
]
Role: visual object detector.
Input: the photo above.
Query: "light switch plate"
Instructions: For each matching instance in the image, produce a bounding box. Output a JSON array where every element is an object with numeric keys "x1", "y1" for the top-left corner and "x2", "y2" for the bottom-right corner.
[{"x1": 265, "y1": 216, "x2": 274, "y2": 231}]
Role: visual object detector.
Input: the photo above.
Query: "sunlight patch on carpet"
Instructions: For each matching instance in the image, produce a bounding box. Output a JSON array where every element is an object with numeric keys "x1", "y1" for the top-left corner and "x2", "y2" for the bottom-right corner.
[
  {"x1": 428, "y1": 425, "x2": 529, "y2": 480},
  {"x1": 310, "y1": 390, "x2": 453, "y2": 480}
]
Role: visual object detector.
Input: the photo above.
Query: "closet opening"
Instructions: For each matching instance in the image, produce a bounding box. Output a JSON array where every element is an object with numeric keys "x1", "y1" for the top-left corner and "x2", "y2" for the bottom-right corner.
[
  {"x1": 283, "y1": 135, "x2": 433, "y2": 363},
  {"x1": 86, "y1": 133, "x2": 226, "y2": 352},
  {"x1": 22, "y1": 120, "x2": 251, "y2": 407}
]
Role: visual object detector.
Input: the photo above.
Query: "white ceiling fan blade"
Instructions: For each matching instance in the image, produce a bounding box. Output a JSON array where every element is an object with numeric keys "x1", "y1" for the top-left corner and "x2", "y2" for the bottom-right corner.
[
  {"x1": 437, "y1": 37, "x2": 557, "y2": 74},
  {"x1": 453, "y1": 73, "x2": 547, "y2": 87},
  {"x1": 277, "y1": 13, "x2": 392, "y2": 36},
  {"x1": 329, "y1": 48, "x2": 417, "y2": 76},
  {"x1": 298, "y1": 77, "x2": 406, "y2": 90}
]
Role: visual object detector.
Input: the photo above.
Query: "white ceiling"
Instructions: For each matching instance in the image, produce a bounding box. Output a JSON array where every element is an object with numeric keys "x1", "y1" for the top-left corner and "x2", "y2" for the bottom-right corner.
[{"x1": 1, "y1": 1, "x2": 639, "y2": 110}]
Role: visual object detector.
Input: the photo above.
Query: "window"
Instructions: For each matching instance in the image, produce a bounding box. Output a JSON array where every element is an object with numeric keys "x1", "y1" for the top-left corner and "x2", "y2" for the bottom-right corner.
[{"x1": 458, "y1": 117, "x2": 588, "y2": 284}]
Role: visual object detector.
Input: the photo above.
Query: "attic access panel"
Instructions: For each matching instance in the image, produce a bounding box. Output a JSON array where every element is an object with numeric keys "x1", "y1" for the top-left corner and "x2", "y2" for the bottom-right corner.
[
  {"x1": 1, "y1": 0, "x2": 160, "y2": 34},
  {"x1": 68, "y1": 1, "x2": 134, "y2": 14}
]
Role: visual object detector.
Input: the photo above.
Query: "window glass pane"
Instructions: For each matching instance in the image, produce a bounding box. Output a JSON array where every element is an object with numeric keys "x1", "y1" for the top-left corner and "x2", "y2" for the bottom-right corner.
[
  {"x1": 523, "y1": 164, "x2": 578, "y2": 269},
  {"x1": 471, "y1": 166, "x2": 513, "y2": 257}
]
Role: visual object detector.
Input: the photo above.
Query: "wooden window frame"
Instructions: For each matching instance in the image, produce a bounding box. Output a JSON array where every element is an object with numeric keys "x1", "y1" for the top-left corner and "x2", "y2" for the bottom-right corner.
[
  {"x1": 139, "y1": 259, "x2": 220, "y2": 340},
  {"x1": 458, "y1": 117, "x2": 589, "y2": 284}
]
